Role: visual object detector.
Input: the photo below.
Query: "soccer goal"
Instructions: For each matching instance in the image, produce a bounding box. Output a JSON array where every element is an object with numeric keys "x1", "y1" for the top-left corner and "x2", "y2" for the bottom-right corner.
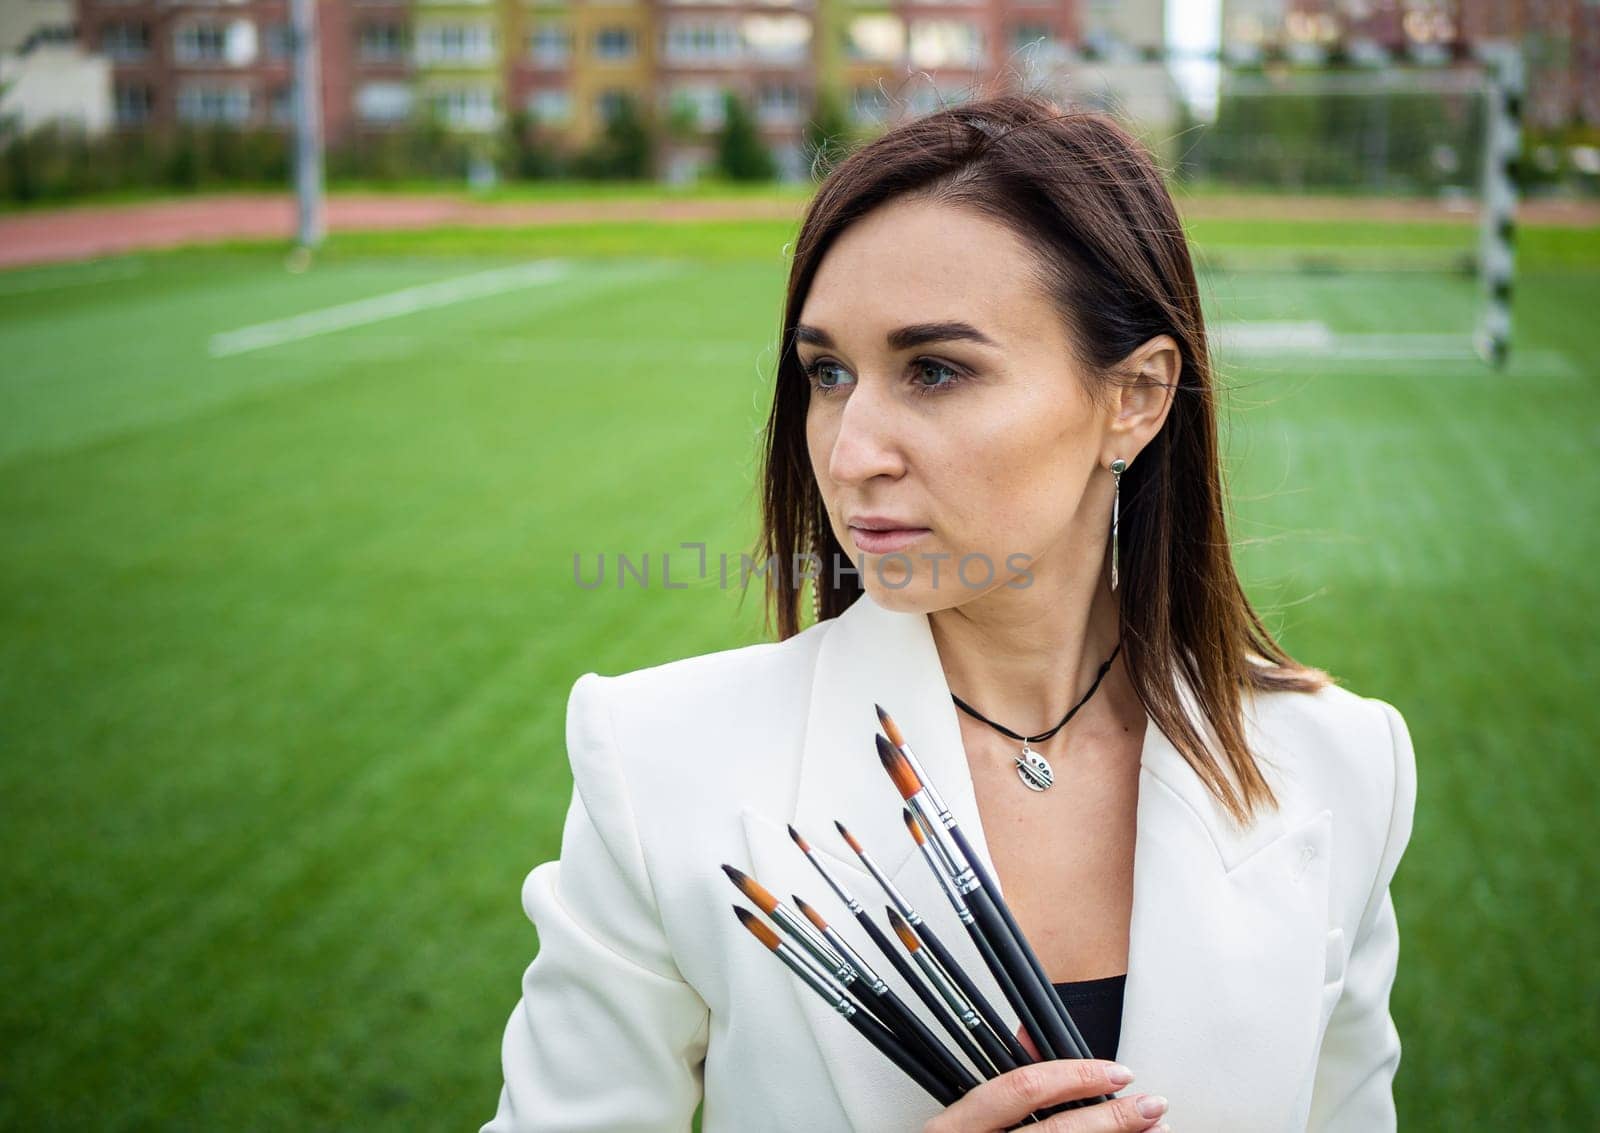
[{"x1": 1173, "y1": 45, "x2": 1523, "y2": 370}]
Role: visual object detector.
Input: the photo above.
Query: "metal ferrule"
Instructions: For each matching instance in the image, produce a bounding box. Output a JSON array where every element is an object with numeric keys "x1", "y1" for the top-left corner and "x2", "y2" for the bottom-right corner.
[
  {"x1": 775, "y1": 941, "x2": 848, "y2": 1008},
  {"x1": 912, "y1": 942, "x2": 973, "y2": 1017},
  {"x1": 773, "y1": 905, "x2": 851, "y2": 983},
  {"x1": 917, "y1": 842, "x2": 962, "y2": 906},
  {"x1": 954, "y1": 867, "x2": 982, "y2": 896},
  {"x1": 803, "y1": 849, "x2": 858, "y2": 910},
  {"x1": 822, "y1": 925, "x2": 886, "y2": 991},
  {"x1": 860, "y1": 850, "x2": 915, "y2": 919},
  {"x1": 921, "y1": 844, "x2": 979, "y2": 928},
  {"x1": 909, "y1": 790, "x2": 967, "y2": 880}
]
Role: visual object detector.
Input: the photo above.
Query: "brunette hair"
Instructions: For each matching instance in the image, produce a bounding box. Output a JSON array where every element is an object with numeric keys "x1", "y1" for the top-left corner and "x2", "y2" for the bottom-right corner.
[{"x1": 757, "y1": 93, "x2": 1327, "y2": 826}]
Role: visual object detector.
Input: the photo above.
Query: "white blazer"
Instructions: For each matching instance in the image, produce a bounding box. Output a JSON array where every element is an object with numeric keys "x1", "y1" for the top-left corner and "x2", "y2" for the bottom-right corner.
[{"x1": 481, "y1": 591, "x2": 1418, "y2": 1132}]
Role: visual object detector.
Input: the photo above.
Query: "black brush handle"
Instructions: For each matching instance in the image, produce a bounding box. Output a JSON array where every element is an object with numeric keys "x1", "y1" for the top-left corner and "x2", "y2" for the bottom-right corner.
[
  {"x1": 846, "y1": 1003, "x2": 963, "y2": 1107},
  {"x1": 962, "y1": 885, "x2": 1084, "y2": 1072},
  {"x1": 955, "y1": 891, "x2": 1061, "y2": 1066},
  {"x1": 915, "y1": 918, "x2": 1030, "y2": 1070},
  {"x1": 854, "y1": 908, "x2": 998, "y2": 1078},
  {"x1": 947, "y1": 825, "x2": 1113, "y2": 1100},
  {"x1": 862, "y1": 978, "x2": 980, "y2": 1095},
  {"x1": 949, "y1": 826, "x2": 1099, "y2": 1065}
]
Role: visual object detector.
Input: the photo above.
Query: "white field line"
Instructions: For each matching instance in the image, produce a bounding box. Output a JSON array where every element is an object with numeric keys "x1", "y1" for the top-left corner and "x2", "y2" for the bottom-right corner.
[
  {"x1": 1212, "y1": 321, "x2": 1335, "y2": 352},
  {"x1": 207, "y1": 260, "x2": 573, "y2": 358},
  {"x1": 1214, "y1": 322, "x2": 1577, "y2": 376}
]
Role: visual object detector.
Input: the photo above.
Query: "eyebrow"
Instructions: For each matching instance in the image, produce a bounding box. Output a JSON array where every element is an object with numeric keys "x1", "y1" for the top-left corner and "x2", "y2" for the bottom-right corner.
[{"x1": 794, "y1": 320, "x2": 1000, "y2": 352}]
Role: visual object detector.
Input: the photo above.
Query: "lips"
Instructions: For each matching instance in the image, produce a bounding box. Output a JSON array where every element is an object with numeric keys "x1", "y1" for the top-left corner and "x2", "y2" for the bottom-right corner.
[{"x1": 847, "y1": 518, "x2": 931, "y2": 554}]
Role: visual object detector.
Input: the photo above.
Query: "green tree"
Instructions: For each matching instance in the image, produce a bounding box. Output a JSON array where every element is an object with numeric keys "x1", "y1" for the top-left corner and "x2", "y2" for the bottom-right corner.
[
  {"x1": 714, "y1": 91, "x2": 775, "y2": 181},
  {"x1": 574, "y1": 92, "x2": 655, "y2": 179}
]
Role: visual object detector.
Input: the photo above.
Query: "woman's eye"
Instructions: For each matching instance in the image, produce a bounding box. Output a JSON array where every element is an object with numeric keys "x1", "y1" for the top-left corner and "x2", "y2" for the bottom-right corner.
[
  {"x1": 803, "y1": 357, "x2": 964, "y2": 396},
  {"x1": 913, "y1": 359, "x2": 962, "y2": 392},
  {"x1": 804, "y1": 361, "x2": 853, "y2": 392}
]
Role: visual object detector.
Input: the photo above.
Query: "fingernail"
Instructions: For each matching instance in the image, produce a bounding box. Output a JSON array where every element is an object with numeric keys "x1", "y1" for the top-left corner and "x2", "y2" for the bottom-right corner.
[
  {"x1": 1136, "y1": 1095, "x2": 1168, "y2": 1120},
  {"x1": 1107, "y1": 1064, "x2": 1135, "y2": 1086}
]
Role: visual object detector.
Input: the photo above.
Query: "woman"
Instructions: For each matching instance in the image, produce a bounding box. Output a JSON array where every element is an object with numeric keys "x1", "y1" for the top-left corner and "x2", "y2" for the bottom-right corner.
[{"x1": 481, "y1": 95, "x2": 1417, "y2": 1132}]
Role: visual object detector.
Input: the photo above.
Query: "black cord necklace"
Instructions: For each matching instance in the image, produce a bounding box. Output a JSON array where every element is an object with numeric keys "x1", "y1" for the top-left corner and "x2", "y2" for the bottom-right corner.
[{"x1": 950, "y1": 641, "x2": 1122, "y2": 793}]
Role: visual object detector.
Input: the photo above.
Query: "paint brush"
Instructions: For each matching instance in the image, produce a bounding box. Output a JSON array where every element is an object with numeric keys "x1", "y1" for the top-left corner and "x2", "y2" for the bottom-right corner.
[
  {"x1": 886, "y1": 908, "x2": 1051, "y2": 1127},
  {"x1": 793, "y1": 894, "x2": 979, "y2": 1096},
  {"x1": 722, "y1": 865, "x2": 856, "y2": 990},
  {"x1": 901, "y1": 806, "x2": 1032, "y2": 1071},
  {"x1": 805, "y1": 821, "x2": 999, "y2": 1078},
  {"x1": 877, "y1": 705, "x2": 1102, "y2": 1068},
  {"x1": 873, "y1": 729, "x2": 1103, "y2": 1087},
  {"x1": 732, "y1": 906, "x2": 961, "y2": 1107}
]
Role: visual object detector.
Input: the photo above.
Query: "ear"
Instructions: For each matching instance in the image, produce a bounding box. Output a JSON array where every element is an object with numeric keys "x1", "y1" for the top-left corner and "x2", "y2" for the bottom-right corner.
[{"x1": 1102, "y1": 334, "x2": 1180, "y2": 466}]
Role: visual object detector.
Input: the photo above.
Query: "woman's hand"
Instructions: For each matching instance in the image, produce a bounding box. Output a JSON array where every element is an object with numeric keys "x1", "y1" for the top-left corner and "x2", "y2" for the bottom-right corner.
[{"x1": 919, "y1": 1060, "x2": 1169, "y2": 1133}]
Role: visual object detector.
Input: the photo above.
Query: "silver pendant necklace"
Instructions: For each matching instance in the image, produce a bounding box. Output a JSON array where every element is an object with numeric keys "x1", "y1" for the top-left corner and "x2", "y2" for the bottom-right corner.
[{"x1": 950, "y1": 641, "x2": 1122, "y2": 793}]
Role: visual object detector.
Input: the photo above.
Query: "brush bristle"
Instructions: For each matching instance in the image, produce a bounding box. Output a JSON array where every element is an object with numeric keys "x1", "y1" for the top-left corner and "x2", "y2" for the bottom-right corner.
[
  {"x1": 875, "y1": 733, "x2": 921, "y2": 800},
  {"x1": 901, "y1": 807, "x2": 925, "y2": 845},
  {"x1": 793, "y1": 895, "x2": 828, "y2": 932},
  {"x1": 721, "y1": 864, "x2": 778, "y2": 913},
  {"x1": 886, "y1": 906, "x2": 919, "y2": 950},
  {"x1": 834, "y1": 820, "x2": 864, "y2": 854},
  {"x1": 875, "y1": 704, "x2": 905, "y2": 749},
  {"x1": 733, "y1": 905, "x2": 781, "y2": 950},
  {"x1": 787, "y1": 824, "x2": 811, "y2": 853}
]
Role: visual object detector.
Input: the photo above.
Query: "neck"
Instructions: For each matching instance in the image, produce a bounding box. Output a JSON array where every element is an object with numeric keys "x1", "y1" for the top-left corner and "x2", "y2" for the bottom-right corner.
[{"x1": 927, "y1": 562, "x2": 1126, "y2": 737}]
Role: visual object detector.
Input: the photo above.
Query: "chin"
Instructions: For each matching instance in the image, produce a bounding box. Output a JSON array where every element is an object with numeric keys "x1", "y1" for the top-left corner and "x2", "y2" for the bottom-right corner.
[{"x1": 857, "y1": 572, "x2": 977, "y2": 616}]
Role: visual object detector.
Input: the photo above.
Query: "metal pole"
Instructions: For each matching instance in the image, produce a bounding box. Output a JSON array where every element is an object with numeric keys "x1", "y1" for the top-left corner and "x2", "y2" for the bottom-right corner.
[
  {"x1": 290, "y1": 0, "x2": 324, "y2": 249},
  {"x1": 1475, "y1": 41, "x2": 1523, "y2": 369}
]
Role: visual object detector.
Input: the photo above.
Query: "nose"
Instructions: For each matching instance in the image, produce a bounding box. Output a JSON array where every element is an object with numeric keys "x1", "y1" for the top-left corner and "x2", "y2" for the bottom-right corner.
[{"x1": 824, "y1": 381, "x2": 906, "y2": 487}]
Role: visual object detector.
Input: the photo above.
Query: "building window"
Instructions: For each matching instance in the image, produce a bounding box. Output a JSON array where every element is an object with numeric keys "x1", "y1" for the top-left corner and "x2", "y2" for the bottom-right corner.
[
  {"x1": 850, "y1": 82, "x2": 890, "y2": 124},
  {"x1": 359, "y1": 23, "x2": 407, "y2": 63},
  {"x1": 176, "y1": 84, "x2": 253, "y2": 125},
  {"x1": 905, "y1": 81, "x2": 969, "y2": 116},
  {"x1": 264, "y1": 22, "x2": 294, "y2": 60},
  {"x1": 593, "y1": 26, "x2": 637, "y2": 60},
  {"x1": 269, "y1": 85, "x2": 295, "y2": 126},
  {"x1": 527, "y1": 22, "x2": 571, "y2": 67},
  {"x1": 174, "y1": 22, "x2": 228, "y2": 64},
  {"x1": 101, "y1": 22, "x2": 150, "y2": 62},
  {"x1": 663, "y1": 21, "x2": 740, "y2": 64},
  {"x1": 1009, "y1": 23, "x2": 1054, "y2": 52},
  {"x1": 428, "y1": 85, "x2": 498, "y2": 130},
  {"x1": 113, "y1": 84, "x2": 154, "y2": 126},
  {"x1": 357, "y1": 81, "x2": 413, "y2": 123},
  {"x1": 846, "y1": 15, "x2": 903, "y2": 63},
  {"x1": 742, "y1": 14, "x2": 809, "y2": 64},
  {"x1": 666, "y1": 82, "x2": 727, "y2": 129},
  {"x1": 417, "y1": 23, "x2": 496, "y2": 65},
  {"x1": 908, "y1": 20, "x2": 983, "y2": 69},
  {"x1": 757, "y1": 81, "x2": 802, "y2": 124},
  {"x1": 525, "y1": 88, "x2": 572, "y2": 125}
]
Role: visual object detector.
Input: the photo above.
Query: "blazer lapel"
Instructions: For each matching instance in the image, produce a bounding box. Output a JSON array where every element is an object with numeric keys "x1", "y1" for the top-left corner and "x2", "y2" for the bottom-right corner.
[{"x1": 740, "y1": 592, "x2": 1332, "y2": 1131}]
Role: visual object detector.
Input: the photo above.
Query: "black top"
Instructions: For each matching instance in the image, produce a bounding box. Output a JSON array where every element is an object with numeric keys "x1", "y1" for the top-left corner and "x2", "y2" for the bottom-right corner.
[{"x1": 1051, "y1": 974, "x2": 1127, "y2": 1062}]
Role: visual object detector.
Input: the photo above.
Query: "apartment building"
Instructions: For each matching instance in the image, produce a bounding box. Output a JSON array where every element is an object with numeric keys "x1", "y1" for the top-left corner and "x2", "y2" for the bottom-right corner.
[
  {"x1": 71, "y1": 0, "x2": 1174, "y2": 178},
  {"x1": 73, "y1": 0, "x2": 412, "y2": 142}
]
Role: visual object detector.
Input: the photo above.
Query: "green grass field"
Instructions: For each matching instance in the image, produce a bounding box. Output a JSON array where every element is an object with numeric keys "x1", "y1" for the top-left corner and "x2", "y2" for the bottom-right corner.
[{"x1": 1, "y1": 214, "x2": 1596, "y2": 1129}]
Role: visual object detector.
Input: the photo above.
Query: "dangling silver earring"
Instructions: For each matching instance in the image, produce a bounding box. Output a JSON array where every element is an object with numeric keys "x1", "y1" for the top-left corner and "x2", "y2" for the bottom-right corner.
[{"x1": 1109, "y1": 458, "x2": 1127, "y2": 591}]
